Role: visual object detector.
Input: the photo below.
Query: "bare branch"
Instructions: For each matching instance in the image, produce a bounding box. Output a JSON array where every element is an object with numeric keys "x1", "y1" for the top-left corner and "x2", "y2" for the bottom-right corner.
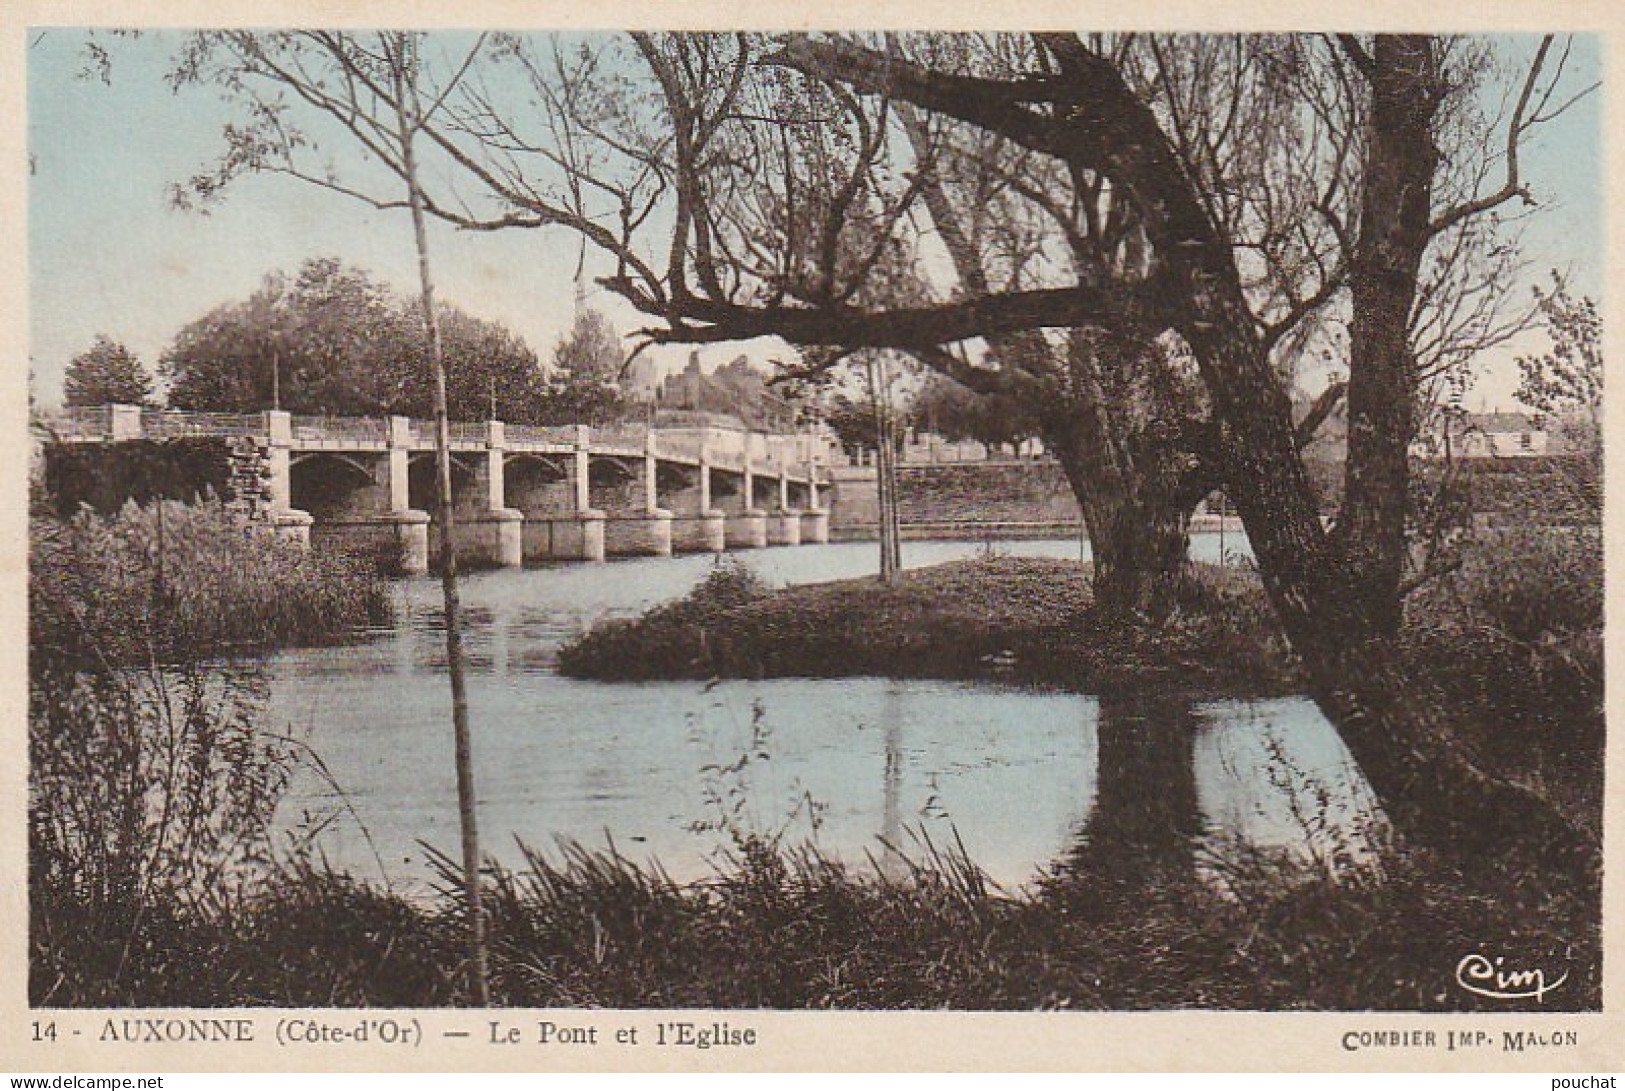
[{"x1": 1428, "y1": 35, "x2": 1552, "y2": 236}]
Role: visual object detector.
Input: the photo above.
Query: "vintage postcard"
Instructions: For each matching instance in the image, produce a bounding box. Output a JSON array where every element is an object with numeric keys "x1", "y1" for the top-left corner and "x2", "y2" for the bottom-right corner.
[{"x1": 1, "y1": 0, "x2": 1621, "y2": 1073}]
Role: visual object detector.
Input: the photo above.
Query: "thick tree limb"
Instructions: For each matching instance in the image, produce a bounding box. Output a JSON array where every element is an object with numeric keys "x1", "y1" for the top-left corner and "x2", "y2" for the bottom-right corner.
[
  {"x1": 1295, "y1": 379, "x2": 1346, "y2": 448},
  {"x1": 611, "y1": 277, "x2": 1172, "y2": 352}
]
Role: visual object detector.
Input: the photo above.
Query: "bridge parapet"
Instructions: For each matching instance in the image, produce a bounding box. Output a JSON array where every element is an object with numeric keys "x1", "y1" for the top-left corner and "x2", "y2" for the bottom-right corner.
[
  {"x1": 592, "y1": 423, "x2": 650, "y2": 453},
  {"x1": 292, "y1": 415, "x2": 387, "y2": 445},
  {"x1": 140, "y1": 409, "x2": 266, "y2": 439},
  {"x1": 41, "y1": 405, "x2": 114, "y2": 441},
  {"x1": 652, "y1": 431, "x2": 706, "y2": 463},
  {"x1": 505, "y1": 423, "x2": 577, "y2": 447}
]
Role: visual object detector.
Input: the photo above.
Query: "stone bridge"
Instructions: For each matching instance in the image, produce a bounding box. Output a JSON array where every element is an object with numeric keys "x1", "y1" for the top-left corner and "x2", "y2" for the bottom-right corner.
[{"x1": 45, "y1": 405, "x2": 831, "y2": 573}]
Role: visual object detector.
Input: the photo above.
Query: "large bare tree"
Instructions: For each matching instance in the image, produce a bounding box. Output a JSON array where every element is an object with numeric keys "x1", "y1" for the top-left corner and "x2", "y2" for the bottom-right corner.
[{"x1": 169, "y1": 30, "x2": 1595, "y2": 865}]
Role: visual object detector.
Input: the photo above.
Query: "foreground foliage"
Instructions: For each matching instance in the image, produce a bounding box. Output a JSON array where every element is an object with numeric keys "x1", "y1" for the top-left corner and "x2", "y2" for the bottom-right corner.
[
  {"x1": 29, "y1": 500, "x2": 390, "y2": 1002},
  {"x1": 32, "y1": 833, "x2": 1599, "y2": 1011},
  {"x1": 31, "y1": 499, "x2": 391, "y2": 666}
]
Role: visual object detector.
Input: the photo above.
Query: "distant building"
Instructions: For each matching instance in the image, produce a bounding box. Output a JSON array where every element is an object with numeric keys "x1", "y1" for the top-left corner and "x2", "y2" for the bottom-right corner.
[
  {"x1": 621, "y1": 356, "x2": 664, "y2": 402},
  {"x1": 656, "y1": 352, "x2": 802, "y2": 432},
  {"x1": 1414, "y1": 411, "x2": 1548, "y2": 460}
]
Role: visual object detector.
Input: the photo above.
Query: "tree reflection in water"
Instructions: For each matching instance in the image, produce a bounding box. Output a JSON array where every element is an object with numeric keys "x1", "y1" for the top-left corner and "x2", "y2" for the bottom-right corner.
[{"x1": 1049, "y1": 692, "x2": 1202, "y2": 899}]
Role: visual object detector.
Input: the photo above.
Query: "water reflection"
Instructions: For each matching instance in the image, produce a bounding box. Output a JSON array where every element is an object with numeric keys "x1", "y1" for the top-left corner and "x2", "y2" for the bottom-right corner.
[
  {"x1": 1056, "y1": 693, "x2": 1202, "y2": 889},
  {"x1": 1193, "y1": 699, "x2": 1388, "y2": 881},
  {"x1": 1049, "y1": 693, "x2": 1386, "y2": 895},
  {"x1": 265, "y1": 538, "x2": 1382, "y2": 894}
]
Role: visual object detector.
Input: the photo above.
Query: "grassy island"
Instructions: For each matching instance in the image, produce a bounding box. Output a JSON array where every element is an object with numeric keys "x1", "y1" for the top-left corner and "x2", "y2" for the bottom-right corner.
[{"x1": 559, "y1": 554, "x2": 1302, "y2": 696}]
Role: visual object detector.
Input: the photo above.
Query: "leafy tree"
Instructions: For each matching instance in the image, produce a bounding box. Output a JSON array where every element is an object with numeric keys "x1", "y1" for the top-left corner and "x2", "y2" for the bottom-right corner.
[
  {"x1": 1516, "y1": 274, "x2": 1601, "y2": 438},
  {"x1": 163, "y1": 258, "x2": 550, "y2": 422},
  {"x1": 538, "y1": 308, "x2": 628, "y2": 425},
  {"x1": 1515, "y1": 274, "x2": 1601, "y2": 518},
  {"x1": 913, "y1": 372, "x2": 1039, "y2": 454},
  {"x1": 64, "y1": 336, "x2": 155, "y2": 407}
]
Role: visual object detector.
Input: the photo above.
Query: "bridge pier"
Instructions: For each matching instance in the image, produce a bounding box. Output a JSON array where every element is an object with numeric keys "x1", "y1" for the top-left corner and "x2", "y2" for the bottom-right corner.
[
  {"x1": 798, "y1": 468, "x2": 829, "y2": 544},
  {"x1": 264, "y1": 410, "x2": 316, "y2": 548},
  {"x1": 506, "y1": 427, "x2": 609, "y2": 563},
  {"x1": 723, "y1": 457, "x2": 768, "y2": 548},
  {"x1": 416, "y1": 420, "x2": 528, "y2": 571},
  {"x1": 600, "y1": 432, "x2": 674, "y2": 558},
  {"x1": 390, "y1": 510, "x2": 432, "y2": 574},
  {"x1": 526, "y1": 510, "x2": 606, "y2": 564},
  {"x1": 800, "y1": 508, "x2": 830, "y2": 544},
  {"x1": 766, "y1": 464, "x2": 801, "y2": 546},
  {"x1": 385, "y1": 416, "x2": 436, "y2": 574},
  {"x1": 475, "y1": 422, "x2": 523, "y2": 568},
  {"x1": 668, "y1": 453, "x2": 726, "y2": 553}
]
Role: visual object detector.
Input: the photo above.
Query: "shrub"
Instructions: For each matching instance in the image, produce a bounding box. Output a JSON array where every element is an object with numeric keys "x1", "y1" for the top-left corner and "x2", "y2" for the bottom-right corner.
[
  {"x1": 557, "y1": 556, "x2": 770, "y2": 679},
  {"x1": 1403, "y1": 523, "x2": 1603, "y2": 823}
]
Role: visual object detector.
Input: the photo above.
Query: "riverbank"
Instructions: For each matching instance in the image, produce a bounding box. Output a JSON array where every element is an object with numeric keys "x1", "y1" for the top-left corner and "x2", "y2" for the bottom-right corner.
[
  {"x1": 559, "y1": 554, "x2": 1300, "y2": 695},
  {"x1": 31, "y1": 833, "x2": 1599, "y2": 1010}
]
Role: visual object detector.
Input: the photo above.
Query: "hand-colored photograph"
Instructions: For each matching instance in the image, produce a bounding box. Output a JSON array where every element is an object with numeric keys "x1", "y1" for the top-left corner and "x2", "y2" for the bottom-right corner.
[{"x1": 25, "y1": 27, "x2": 1603, "y2": 1018}]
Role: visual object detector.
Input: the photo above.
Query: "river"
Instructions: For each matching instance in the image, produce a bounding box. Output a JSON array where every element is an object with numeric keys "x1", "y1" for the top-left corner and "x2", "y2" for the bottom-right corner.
[{"x1": 266, "y1": 536, "x2": 1383, "y2": 894}]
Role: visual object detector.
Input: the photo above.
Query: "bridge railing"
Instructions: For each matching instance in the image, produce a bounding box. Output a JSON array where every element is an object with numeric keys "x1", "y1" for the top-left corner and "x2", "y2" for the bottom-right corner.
[
  {"x1": 43, "y1": 407, "x2": 832, "y2": 480},
  {"x1": 593, "y1": 424, "x2": 650, "y2": 452},
  {"x1": 41, "y1": 405, "x2": 113, "y2": 440},
  {"x1": 505, "y1": 423, "x2": 577, "y2": 446},
  {"x1": 652, "y1": 432, "x2": 705, "y2": 462},
  {"x1": 140, "y1": 409, "x2": 266, "y2": 439},
  {"x1": 292, "y1": 415, "x2": 388, "y2": 444}
]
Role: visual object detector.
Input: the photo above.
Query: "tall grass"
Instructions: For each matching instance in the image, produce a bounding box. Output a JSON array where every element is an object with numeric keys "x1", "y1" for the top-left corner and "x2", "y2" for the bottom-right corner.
[
  {"x1": 28, "y1": 499, "x2": 391, "y2": 1005},
  {"x1": 30, "y1": 828, "x2": 1600, "y2": 1011},
  {"x1": 31, "y1": 499, "x2": 391, "y2": 666}
]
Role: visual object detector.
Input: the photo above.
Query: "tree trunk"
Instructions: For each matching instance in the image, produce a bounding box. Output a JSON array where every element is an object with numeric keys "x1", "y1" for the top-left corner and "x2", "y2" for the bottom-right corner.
[
  {"x1": 1340, "y1": 35, "x2": 1439, "y2": 638},
  {"x1": 1044, "y1": 330, "x2": 1207, "y2": 619},
  {"x1": 395, "y1": 40, "x2": 489, "y2": 1006},
  {"x1": 868, "y1": 354, "x2": 902, "y2": 584},
  {"x1": 1050, "y1": 420, "x2": 1195, "y2": 619}
]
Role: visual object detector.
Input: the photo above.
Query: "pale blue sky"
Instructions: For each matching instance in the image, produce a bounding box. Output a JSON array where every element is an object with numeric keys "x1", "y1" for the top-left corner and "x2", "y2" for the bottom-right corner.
[{"x1": 27, "y1": 30, "x2": 1603, "y2": 410}]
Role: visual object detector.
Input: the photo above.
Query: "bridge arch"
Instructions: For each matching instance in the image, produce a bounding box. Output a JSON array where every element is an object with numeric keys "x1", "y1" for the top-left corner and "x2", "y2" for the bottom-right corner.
[
  {"x1": 407, "y1": 451, "x2": 482, "y2": 513},
  {"x1": 289, "y1": 451, "x2": 385, "y2": 519},
  {"x1": 505, "y1": 452, "x2": 573, "y2": 520}
]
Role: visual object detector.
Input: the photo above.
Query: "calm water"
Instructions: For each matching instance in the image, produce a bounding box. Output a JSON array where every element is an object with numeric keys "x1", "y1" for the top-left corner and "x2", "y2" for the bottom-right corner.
[{"x1": 266, "y1": 536, "x2": 1382, "y2": 892}]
